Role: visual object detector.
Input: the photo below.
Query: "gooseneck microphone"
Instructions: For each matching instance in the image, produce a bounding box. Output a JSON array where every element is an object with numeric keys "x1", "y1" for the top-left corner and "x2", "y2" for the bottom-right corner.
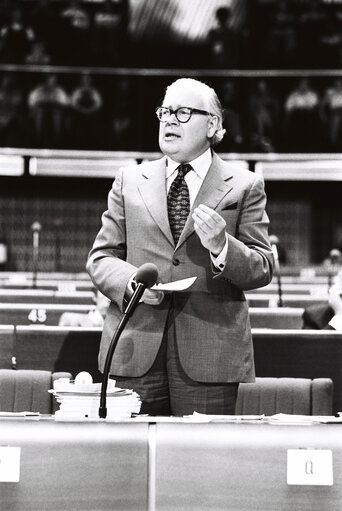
[
  {"x1": 99, "y1": 262, "x2": 159, "y2": 419},
  {"x1": 270, "y1": 235, "x2": 283, "y2": 307},
  {"x1": 31, "y1": 222, "x2": 42, "y2": 288}
]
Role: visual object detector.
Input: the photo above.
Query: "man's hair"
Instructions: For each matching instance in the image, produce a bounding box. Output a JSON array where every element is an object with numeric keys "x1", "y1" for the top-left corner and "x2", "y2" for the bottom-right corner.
[{"x1": 164, "y1": 78, "x2": 226, "y2": 145}]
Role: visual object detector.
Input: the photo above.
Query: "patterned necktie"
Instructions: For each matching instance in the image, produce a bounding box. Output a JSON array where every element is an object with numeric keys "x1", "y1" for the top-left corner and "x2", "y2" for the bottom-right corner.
[{"x1": 167, "y1": 163, "x2": 192, "y2": 244}]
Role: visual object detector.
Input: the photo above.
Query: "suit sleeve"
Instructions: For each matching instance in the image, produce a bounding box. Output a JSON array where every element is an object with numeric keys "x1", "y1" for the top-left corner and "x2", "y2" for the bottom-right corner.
[
  {"x1": 86, "y1": 168, "x2": 137, "y2": 310},
  {"x1": 217, "y1": 174, "x2": 274, "y2": 290}
]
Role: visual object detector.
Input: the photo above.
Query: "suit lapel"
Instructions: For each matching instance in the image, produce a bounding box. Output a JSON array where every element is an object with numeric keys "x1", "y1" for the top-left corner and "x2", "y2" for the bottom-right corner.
[
  {"x1": 138, "y1": 157, "x2": 174, "y2": 246},
  {"x1": 176, "y1": 154, "x2": 234, "y2": 248}
]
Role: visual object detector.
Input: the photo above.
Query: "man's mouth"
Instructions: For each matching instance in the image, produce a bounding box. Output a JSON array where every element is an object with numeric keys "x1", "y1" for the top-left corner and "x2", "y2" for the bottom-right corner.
[{"x1": 164, "y1": 131, "x2": 180, "y2": 140}]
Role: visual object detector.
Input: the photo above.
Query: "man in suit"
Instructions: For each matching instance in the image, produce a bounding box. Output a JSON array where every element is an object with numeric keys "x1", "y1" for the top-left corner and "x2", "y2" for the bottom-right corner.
[
  {"x1": 302, "y1": 279, "x2": 342, "y2": 330},
  {"x1": 87, "y1": 78, "x2": 274, "y2": 416}
]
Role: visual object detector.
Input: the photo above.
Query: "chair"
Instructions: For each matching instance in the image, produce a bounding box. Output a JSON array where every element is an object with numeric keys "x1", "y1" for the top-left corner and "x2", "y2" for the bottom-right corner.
[
  {"x1": 0, "y1": 369, "x2": 72, "y2": 414},
  {"x1": 235, "y1": 377, "x2": 333, "y2": 416}
]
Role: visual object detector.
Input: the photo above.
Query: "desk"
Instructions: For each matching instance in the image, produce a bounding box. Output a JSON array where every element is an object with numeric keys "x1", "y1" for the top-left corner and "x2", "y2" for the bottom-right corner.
[
  {"x1": 1, "y1": 419, "x2": 342, "y2": 511},
  {"x1": 1, "y1": 419, "x2": 149, "y2": 511}
]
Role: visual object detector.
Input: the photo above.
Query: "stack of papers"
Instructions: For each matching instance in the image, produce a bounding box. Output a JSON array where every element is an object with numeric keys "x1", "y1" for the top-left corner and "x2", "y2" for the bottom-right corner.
[{"x1": 50, "y1": 378, "x2": 141, "y2": 420}]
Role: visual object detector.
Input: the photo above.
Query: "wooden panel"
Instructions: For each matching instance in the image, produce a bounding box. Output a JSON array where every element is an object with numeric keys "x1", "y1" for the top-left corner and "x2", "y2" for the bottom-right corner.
[
  {"x1": 1, "y1": 420, "x2": 149, "y2": 511},
  {"x1": 14, "y1": 326, "x2": 102, "y2": 381},
  {"x1": 155, "y1": 423, "x2": 342, "y2": 511}
]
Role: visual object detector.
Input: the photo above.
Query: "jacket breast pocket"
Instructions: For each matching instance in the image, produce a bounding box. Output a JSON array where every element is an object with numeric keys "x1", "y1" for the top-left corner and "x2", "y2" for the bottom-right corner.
[{"x1": 220, "y1": 208, "x2": 239, "y2": 236}]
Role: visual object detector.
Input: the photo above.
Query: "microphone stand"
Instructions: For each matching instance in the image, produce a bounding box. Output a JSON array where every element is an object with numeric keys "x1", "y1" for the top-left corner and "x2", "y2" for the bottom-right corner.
[
  {"x1": 31, "y1": 222, "x2": 42, "y2": 289},
  {"x1": 271, "y1": 242, "x2": 283, "y2": 307},
  {"x1": 98, "y1": 282, "x2": 147, "y2": 419}
]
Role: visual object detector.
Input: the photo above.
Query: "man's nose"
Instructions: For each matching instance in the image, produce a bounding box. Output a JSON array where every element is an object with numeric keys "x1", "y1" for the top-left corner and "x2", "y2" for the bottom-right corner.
[{"x1": 166, "y1": 112, "x2": 179, "y2": 124}]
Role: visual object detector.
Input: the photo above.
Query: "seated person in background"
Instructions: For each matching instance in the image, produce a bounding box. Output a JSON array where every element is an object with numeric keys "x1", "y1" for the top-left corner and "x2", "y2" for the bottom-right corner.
[
  {"x1": 59, "y1": 291, "x2": 110, "y2": 327},
  {"x1": 27, "y1": 73, "x2": 69, "y2": 147},
  {"x1": 69, "y1": 73, "x2": 104, "y2": 149},
  {"x1": 283, "y1": 78, "x2": 321, "y2": 152},
  {"x1": 302, "y1": 274, "x2": 342, "y2": 330},
  {"x1": 25, "y1": 40, "x2": 51, "y2": 65},
  {"x1": 0, "y1": 7, "x2": 35, "y2": 63}
]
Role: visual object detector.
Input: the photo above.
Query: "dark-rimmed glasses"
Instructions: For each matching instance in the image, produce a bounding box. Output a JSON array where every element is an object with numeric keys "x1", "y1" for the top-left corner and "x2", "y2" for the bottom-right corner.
[{"x1": 156, "y1": 106, "x2": 211, "y2": 123}]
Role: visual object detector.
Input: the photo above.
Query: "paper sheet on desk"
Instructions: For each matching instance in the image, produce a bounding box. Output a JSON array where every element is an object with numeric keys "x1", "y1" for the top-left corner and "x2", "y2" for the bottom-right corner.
[
  {"x1": 184, "y1": 412, "x2": 265, "y2": 423},
  {"x1": 268, "y1": 413, "x2": 342, "y2": 424},
  {"x1": 152, "y1": 276, "x2": 197, "y2": 292},
  {"x1": 0, "y1": 411, "x2": 39, "y2": 417}
]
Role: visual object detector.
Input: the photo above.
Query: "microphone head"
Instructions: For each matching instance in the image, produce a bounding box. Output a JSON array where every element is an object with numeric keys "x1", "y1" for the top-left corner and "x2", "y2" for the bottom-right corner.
[
  {"x1": 135, "y1": 263, "x2": 158, "y2": 288},
  {"x1": 31, "y1": 222, "x2": 42, "y2": 232}
]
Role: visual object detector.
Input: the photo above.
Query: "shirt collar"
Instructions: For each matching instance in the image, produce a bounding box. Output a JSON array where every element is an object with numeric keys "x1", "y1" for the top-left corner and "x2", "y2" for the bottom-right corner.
[{"x1": 166, "y1": 148, "x2": 212, "y2": 180}]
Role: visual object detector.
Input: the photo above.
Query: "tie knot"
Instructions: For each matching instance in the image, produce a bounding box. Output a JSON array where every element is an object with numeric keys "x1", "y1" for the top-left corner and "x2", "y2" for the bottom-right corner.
[{"x1": 177, "y1": 163, "x2": 192, "y2": 178}]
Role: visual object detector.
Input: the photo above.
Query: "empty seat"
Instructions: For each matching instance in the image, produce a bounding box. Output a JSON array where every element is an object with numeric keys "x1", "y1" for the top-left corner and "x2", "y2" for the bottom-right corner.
[
  {"x1": 0, "y1": 369, "x2": 72, "y2": 413},
  {"x1": 236, "y1": 377, "x2": 333, "y2": 416}
]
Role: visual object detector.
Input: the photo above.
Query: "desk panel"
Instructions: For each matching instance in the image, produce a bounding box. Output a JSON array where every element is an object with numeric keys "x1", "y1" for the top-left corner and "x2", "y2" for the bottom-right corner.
[
  {"x1": 14, "y1": 326, "x2": 102, "y2": 380},
  {"x1": 155, "y1": 423, "x2": 342, "y2": 511},
  {"x1": 1, "y1": 420, "x2": 149, "y2": 511}
]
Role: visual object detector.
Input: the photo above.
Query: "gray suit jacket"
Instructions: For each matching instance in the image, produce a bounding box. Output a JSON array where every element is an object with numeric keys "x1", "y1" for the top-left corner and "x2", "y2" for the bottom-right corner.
[{"x1": 87, "y1": 152, "x2": 274, "y2": 383}]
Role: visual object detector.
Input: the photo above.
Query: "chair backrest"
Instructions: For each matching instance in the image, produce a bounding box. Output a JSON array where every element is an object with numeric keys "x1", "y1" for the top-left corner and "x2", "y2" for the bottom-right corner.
[
  {"x1": 0, "y1": 369, "x2": 72, "y2": 414},
  {"x1": 252, "y1": 329, "x2": 342, "y2": 415},
  {"x1": 235, "y1": 377, "x2": 333, "y2": 416}
]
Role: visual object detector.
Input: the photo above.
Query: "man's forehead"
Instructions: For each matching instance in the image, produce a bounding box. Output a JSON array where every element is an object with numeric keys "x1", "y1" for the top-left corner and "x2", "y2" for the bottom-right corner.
[{"x1": 163, "y1": 85, "x2": 206, "y2": 108}]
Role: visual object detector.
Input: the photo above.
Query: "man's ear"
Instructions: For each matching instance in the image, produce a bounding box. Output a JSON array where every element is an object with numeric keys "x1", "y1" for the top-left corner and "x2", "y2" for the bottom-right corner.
[{"x1": 207, "y1": 115, "x2": 218, "y2": 138}]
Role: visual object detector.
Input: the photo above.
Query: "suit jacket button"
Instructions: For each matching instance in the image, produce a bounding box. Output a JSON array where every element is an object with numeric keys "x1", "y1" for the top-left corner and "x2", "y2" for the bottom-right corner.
[{"x1": 172, "y1": 258, "x2": 180, "y2": 266}]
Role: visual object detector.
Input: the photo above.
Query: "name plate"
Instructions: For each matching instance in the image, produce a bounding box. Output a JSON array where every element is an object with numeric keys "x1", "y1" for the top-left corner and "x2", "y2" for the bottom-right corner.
[
  {"x1": 287, "y1": 449, "x2": 333, "y2": 486},
  {"x1": 0, "y1": 446, "x2": 21, "y2": 482}
]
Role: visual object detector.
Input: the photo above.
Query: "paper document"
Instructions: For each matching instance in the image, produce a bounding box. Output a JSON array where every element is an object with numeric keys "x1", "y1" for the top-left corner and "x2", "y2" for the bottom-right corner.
[{"x1": 152, "y1": 276, "x2": 197, "y2": 292}]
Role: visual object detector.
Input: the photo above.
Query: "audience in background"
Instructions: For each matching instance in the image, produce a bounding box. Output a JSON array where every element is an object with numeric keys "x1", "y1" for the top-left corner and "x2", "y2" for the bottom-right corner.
[
  {"x1": 248, "y1": 79, "x2": 280, "y2": 152},
  {"x1": 267, "y1": 0, "x2": 297, "y2": 67},
  {"x1": 207, "y1": 7, "x2": 240, "y2": 68},
  {"x1": 109, "y1": 77, "x2": 135, "y2": 150},
  {"x1": 0, "y1": 73, "x2": 24, "y2": 146},
  {"x1": 59, "y1": 291, "x2": 111, "y2": 328},
  {"x1": 59, "y1": 0, "x2": 90, "y2": 64},
  {"x1": 27, "y1": 73, "x2": 69, "y2": 148},
  {"x1": 320, "y1": 78, "x2": 342, "y2": 150},
  {"x1": 25, "y1": 40, "x2": 51, "y2": 65},
  {"x1": 70, "y1": 73, "x2": 104, "y2": 149},
  {"x1": 284, "y1": 78, "x2": 321, "y2": 152},
  {"x1": 0, "y1": 7, "x2": 35, "y2": 63},
  {"x1": 217, "y1": 79, "x2": 244, "y2": 152},
  {"x1": 302, "y1": 270, "x2": 342, "y2": 330},
  {"x1": 28, "y1": 0, "x2": 59, "y2": 62},
  {"x1": 297, "y1": 0, "x2": 327, "y2": 66},
  {"x1": 91, "y1": 0, "x2": 123, "y2": 66}
]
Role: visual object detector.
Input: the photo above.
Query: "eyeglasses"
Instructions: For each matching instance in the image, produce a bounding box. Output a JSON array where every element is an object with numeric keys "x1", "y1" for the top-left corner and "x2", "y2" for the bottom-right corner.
[{"x1": 156, "y1": 106, "x2": 211, "y2": 123}]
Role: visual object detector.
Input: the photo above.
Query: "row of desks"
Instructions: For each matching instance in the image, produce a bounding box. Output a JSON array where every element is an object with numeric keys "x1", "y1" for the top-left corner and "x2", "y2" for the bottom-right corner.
[
  {"x1": 0, "y1": 326, "x2": 341, "y2": 413},
  {"x1": 1, "y1": 418, "x2": 341, "y2": 511},
  {"x1": 0, "y1": 304, "x2": 304, "y2": 328}
]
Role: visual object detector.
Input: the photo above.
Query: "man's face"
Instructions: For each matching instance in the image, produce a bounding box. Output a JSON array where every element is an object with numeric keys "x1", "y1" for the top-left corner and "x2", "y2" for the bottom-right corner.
[{"x1": 158, "y1": 84, "x2": 215, "y2": 163}]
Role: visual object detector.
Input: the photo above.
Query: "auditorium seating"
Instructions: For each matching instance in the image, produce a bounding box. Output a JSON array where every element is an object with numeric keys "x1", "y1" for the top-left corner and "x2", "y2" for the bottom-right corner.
[
  {"x1": 249, "y1": 307, "x2": 303, "y2": 329},
  {"x1": 253, "y1": 329, "x2": 342, "y2": 414},
  {"x1": 0, "y1": 303, "x2": 94, "y2": 326},
  {"x1": 247, "y1": 294, "x2": 327, "y2": 308},
  {"x1": 0, "y1": 369, "x2": 72, "y2": 414},
  {"x1": 0, "y1": 289, "x2": 95, "y2": 305},
  {"x1": 13, "y1": 325, "x2": 102, "y2": 381},
  {"x1": 0, "y1": 325, "x2": 15, "y2": 369},
  {"x1": 236, "y1": 377, "x2": 333, "y2": 416}
]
